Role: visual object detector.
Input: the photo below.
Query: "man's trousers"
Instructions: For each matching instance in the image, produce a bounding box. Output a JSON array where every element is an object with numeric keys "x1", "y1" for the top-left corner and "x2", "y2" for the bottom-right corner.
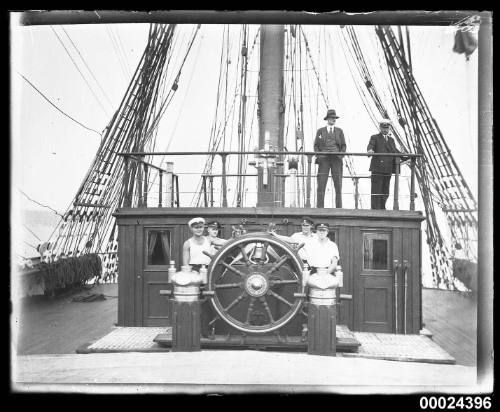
[
  {"x1": 370, "y1": 172, "x2": 392, "y2": 210},
  {"x1": 316, "y1": 155, "x2": 343, "y2": 208}
]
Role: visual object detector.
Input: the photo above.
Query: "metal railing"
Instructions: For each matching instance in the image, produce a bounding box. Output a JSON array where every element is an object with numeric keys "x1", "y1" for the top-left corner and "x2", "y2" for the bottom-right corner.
[{"x1": 119, "y1": 151, "x2": 422, "y2": 211}]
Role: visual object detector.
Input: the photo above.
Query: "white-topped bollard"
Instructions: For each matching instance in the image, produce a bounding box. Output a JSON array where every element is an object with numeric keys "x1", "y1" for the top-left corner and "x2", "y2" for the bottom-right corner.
[
  {"x1": 307, "y1": 267, "x2": 339, "y2": 356},
  {"x1": 302, "y1": 264, "x2": 311, "y2": 288},
  {"x1": 199, "y1": 264, "x2": 208, "y2": 285},
  {"x1": 167, "y1": 260, "x2": 176, "y2": 283},
  {"x1": 335, "y1": 265, "x2": 343, "y2": 288},
  {"x1": 170, "y1": 265, "x2": 203, "y2": 351}
]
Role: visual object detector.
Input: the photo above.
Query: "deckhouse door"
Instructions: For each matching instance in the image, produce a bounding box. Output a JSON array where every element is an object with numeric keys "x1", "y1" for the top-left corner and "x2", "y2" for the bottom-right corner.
[
  {"x1": 354, "y1": 230, "x2": 394, "y2": 333},
  {"x1": 138, "y1": 226, "x2": 175, "y2": 326}
]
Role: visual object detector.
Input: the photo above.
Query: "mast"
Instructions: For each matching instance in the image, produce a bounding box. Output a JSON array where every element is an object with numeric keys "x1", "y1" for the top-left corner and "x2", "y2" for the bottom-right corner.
[{"x1": 257, "y1": 25, "x2": 285, "y2": 207}]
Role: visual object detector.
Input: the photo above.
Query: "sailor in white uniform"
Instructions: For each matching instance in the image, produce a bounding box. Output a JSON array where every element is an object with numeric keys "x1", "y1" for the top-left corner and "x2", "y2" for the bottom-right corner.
[
  {"x1": 270, "y1": 216, "x2": 317, "y2": 266},
  {"x1": 182, "y1": 217, "x2": 211, "y2": 272},
  {"x1": 307, "y1": 222, "x2": 340, "y2": 275}
]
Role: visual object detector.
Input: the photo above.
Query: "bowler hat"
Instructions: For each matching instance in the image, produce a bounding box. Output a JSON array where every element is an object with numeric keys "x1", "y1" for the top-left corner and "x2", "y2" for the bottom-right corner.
[{"x1": 324, "y1": 109, "x2": 340, "y2": 120}]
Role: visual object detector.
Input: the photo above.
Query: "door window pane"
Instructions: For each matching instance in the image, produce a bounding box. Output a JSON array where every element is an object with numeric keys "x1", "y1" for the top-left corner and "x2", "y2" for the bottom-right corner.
[
  {"x1": 363, "y1": 233, "x2": 390, "y2": 270},
  {"x1": 147, "y1": 230, "x2": 171, "y2": 265}
]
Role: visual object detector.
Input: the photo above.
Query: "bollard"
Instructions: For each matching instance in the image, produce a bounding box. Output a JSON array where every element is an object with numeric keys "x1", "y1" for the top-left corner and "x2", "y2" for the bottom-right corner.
[
  {"x1": 307, "y1": 267, "x2": 339, "y2": 356},
  {"x1": 335, "y1": 265, "x2": 343, "y2": 288},
  {"x1": 170, "y1": 265, "x2": 203, "y2": 352},
  {"x1": 167, "y1": 260, "x2": 176, "y2": 283},
  {"x1": 199, "y1": 264, "x2": 208, "y2": 285}
]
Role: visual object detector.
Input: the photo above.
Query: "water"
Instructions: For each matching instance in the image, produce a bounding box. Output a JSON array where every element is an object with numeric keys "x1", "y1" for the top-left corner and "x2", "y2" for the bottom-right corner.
[{"x1": 15, "y1": 209, "x2": 62, "y2": 260}]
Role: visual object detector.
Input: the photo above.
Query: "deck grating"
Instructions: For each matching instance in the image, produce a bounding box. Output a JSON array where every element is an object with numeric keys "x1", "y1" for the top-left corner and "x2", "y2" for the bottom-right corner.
[
  {"x1": 78, "y1": 327, "x2": 169, "y2": 353},
  {"x1": 78, "y1": 326, "x2": 455, "y2": 364},
  {"x1": 340, "y1": 332, "x2": 455, "y2": 364}
]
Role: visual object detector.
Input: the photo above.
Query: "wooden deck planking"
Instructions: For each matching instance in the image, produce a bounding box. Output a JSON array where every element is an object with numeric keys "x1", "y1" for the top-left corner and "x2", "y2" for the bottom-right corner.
[
  {"x1": 14, "y1": 284, "x2": 477, "y2": 366},
  {"x1": 422, "y1": 288, "x2": 476, "y2": 366},
  {"x1": 14, "y1": 284, "x2": 118, "y2": 355}
]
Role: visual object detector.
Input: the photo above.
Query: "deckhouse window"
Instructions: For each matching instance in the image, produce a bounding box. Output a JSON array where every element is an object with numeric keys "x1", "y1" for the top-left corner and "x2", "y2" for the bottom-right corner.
[
  {"x1": 147, "y1": 230, "x2": 171, "y2": 265},
  {"x1": 363, "y1": 232, "x2": 390, "y2": 270}
]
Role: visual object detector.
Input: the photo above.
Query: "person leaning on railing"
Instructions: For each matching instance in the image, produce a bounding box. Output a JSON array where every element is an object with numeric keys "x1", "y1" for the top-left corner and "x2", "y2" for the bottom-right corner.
[{"x1": 367, "y1": 118, "x2": 409, "y2": 210}]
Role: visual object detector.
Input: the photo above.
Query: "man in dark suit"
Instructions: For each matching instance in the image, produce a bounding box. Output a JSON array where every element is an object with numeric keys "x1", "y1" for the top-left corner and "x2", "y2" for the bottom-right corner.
[
  {"x1": 367, "y1": 119, "x2": 404, "y2": 210},
  {"x1": 314, "y1": 109, "x2": 347, "y2": 208}
]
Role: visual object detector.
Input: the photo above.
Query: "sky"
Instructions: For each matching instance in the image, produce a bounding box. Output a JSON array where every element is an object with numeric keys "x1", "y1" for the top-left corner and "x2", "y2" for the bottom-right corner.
[{"x1": 10, "y1": 13, "x2": 480, "y2": 278}]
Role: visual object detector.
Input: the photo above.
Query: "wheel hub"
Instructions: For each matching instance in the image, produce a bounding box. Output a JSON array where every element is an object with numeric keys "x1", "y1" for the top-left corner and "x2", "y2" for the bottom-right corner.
[{"x1": 245, "y1": 273, "x2": 269, "y2": 297}]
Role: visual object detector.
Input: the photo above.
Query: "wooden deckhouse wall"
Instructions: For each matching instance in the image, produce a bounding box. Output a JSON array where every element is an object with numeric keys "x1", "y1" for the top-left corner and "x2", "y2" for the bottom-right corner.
[{"x1": 114, "y1": 207, "x2": 424, "y2": 334}]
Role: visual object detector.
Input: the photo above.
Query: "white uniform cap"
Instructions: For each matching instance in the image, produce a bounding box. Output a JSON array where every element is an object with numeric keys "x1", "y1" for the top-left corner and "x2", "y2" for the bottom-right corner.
[
  {"x1": 379, "y1": 118, "x2": 392, "y2": 126},
  {"x1": 188, "y1": 217, "x2": 205, "y2": 227}
]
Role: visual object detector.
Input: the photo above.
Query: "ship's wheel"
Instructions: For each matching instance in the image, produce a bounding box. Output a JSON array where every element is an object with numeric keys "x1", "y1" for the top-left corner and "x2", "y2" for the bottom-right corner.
[{"x1": 206, "y1": 232, "x2": 305, "y2": 334}]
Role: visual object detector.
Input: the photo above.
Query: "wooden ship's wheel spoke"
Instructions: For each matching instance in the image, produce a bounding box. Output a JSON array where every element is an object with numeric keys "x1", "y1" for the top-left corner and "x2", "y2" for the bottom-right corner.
[
  {"x1": 223, "y1": 292, "x2": 246, "y2": 312},
  {"x1": 267, "y1": 290, "x2": 293, "y2": 307},
  {"x1": 259, "y1": 296, "x2": 275, "y2": 323},
  {"x1": 206, "y1": 233, "x2": 305, "y2": 334},
  {"x1": 220, "y1": 261, "x2": 247, "y2": 278},
  {"x1": 214, "y1": 282, "x2": 243, "y2": 289},
  {"x1": 269, "y1": 279, "x2": 298, "y2": 286},
  {"x1": 245, "y1": 296, "x2": 257, "y2": 325}
]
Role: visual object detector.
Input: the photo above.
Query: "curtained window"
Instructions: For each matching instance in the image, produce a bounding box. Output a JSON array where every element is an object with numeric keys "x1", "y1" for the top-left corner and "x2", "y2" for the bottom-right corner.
[{"x1": 147, "y1": 230, "x2": 171, "y2": 265}]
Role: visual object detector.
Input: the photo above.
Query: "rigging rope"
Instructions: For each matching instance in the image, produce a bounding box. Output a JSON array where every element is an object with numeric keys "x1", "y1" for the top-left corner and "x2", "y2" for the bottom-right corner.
[
  {"x1": 50, "y1": 26, "x2": 111, "y2": 117},
  {"x1": 17, "y1": 72, "x2": 103, "y2": 137},
  {"x1": 18, "y1": 189, "x2": 64, "y2": 217},
  {"x1": 62, "y1": 26, "x2": 115, "y2": 109}
]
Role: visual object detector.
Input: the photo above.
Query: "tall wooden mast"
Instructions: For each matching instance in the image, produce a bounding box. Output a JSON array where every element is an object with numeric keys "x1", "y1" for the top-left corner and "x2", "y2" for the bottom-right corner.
[{"x1": 257, "y1": 25, "x2": 285, "y2": 207}]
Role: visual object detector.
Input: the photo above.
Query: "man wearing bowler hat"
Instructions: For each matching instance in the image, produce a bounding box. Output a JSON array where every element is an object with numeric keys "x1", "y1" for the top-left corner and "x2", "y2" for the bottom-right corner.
[
  {"x1": 314, "y1": 109, "x2": 347, "y2": 208},
  {"x1": 367, "y1": 118, "x2": 406, "y2": 210}
]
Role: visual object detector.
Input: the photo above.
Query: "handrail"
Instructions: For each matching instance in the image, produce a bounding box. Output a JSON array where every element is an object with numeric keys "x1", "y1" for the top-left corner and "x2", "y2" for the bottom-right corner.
[
  {"x1": 119, "y1": 151, "x2": 421, "y2": 210},
  {"x1": 122, "y1": 154, "x2": 179, "y2": 208},
  {"x1": 119, "y1": 150, "x2": 422, "y2": 158}
]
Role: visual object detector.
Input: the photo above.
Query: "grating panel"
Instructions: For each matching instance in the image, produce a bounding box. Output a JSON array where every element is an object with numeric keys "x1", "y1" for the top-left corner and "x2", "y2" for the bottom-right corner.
[
  {"x1": 341, "y1": 332, "x2": 456, "y2": 364},
  {"x1": 84, "y1": 327, "x2": 170, "y2": 352}
]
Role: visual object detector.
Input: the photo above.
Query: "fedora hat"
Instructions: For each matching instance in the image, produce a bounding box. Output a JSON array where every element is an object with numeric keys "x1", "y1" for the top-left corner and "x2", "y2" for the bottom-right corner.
[{"x1": 324, "y1": 109, "x2": 340, "y2": 120}]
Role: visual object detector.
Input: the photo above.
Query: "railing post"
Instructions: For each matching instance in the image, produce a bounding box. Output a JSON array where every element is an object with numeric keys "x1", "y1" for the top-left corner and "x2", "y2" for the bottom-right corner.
[
  {"x1": 171, "y1": 174, "x2": 175, "y2": 207},
  {"x1": 221, "y1": 153, "x2": 228, "y2": 207},
  {"x1": 165, "y1": 162, "x2": 173, "y2": 207},
  {"x1": 354, "y1": 177, "x2": 360, "y2": 209},
  {"x1": 137, "y1": 156, "x2": 144, "y2": 207},
  {"x1": 409, "y1": 157, "x2": 416, "y2": 211},
  {"x1": 306, "y1": 154, "x2": 312, "y2": 208},
  {"x1": 393, "y1": 155, "x2": 400, "y2": 211},
  {"x1": 123, "y1": 155, "x2": 131, "y2": 207},
  {"x1": 143, "y1": 162, "x2": 149, "y2": 207},
  {"x1": 175, "y1": 174, "x2": 180, "y2": 208},
  {"x1": 158, "y1": 170, "x2": 163, "y2": 208},
  {"x1": 202, "y1": 176, "x2": 208, "y2": 208},
  {"x1": 209, "y1": 176, "x2": 214, "y2": 207}
]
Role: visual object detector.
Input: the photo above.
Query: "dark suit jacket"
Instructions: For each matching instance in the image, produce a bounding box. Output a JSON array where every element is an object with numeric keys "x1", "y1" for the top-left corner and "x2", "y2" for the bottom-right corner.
[
  {"x1": 314, "y1": 127, "x2": 346, "y2": 164},
  {"x1": 367, "y1": 133, "x2": 401, "y2": 174}
]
